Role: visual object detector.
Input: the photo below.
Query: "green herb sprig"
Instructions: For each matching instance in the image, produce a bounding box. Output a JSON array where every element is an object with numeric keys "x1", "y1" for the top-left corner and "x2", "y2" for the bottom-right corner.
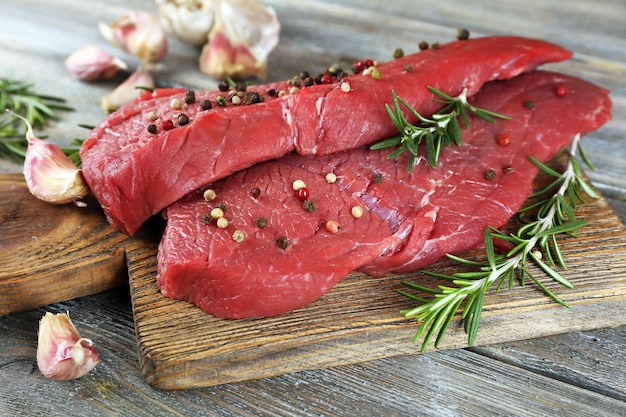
[
  {"x1": 371, "y1": 87, "x2": 511, "y2": 172},
  {"x1": 0, "y1": 75, "x2": 74, "y2": 162},
  {"x1": 399, "y1": 133, "x2": 597, "y2": 352}
]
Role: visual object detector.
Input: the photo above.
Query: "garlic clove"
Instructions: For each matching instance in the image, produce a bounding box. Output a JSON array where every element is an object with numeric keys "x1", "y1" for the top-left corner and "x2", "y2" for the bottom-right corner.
[
  {"x1": 37, "y1": 312, "x2": 100, "y2": 380},
  {"x1": 199, "y1": 0, "x2": 280, "y2": 80},
  {"x1": 8, "y1": 111, "x2": 90, "y2": 205},
  {"x1": 100, "y1": 70, "x2": 155, "y2": 113},
  {"x1": 65, "y1": 44, "x2": 128, "y2": 82},
  {"x1": 99, "y1": 10, "x2": 168, "y2": 68},
  {"x1": 156, "y1": 0, "x2": 217, "y2": 47}
]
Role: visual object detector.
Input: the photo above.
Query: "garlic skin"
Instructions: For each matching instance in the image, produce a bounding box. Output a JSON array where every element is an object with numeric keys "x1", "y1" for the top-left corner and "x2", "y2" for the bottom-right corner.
[
  {"x1": 65, "y1": 44, "x2": 128, "y2": 81},
  {"x1": 99, "y1": 10, "x2": 168, "y2": 68},
  {"x1": 100, "y1": 70, "x2": 155, "y2": 113},
  {"x1": 37, "y1": 312, "x2": 100, "y2": 380},
  {"x1": 156, "y1": 0, "x2": 216, "y2": 47},
  {"x1": 199, "y1": 0, "x2": 280, "y2": 80},
  {"x1": 10, "y1": 111, "x2": 90, "y2": 205}
]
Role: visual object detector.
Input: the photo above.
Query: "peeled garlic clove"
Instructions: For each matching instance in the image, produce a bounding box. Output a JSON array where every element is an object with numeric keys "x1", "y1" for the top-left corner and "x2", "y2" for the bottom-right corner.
[
  {"x1": 156, "y1": 0, "x2": 216, "y2": 47},
  {"x1": 199, "y1": 0, "x2": 280, "y2": 80},
  {"x1": 65, "y1": 44, "x2": 128, "y2": 81},
  {"x1": 100, "y1": 70, "x2": 155, "y2": 113},
  {"x1": 99, "y1": 10, "x2": 168, "y2": 68},
  {"x1": 8, "y1": 111, "x2": 90, "y2": 205},
  {"x1": 37, "y1": 312, "x2": 100, "y2": 380}
]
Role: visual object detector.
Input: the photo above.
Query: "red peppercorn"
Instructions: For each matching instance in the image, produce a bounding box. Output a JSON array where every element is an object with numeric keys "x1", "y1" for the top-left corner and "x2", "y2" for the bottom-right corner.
[
  {"x1": 555, "y1": 86, "x2": 567, "y2": 97},
  {"x1": 497, "y1": 134, "x2": 511, "y2": 146},
  {"x1": 320, "y1": 74, "x2": 333, "y2": 84},
  {"x1": 162, "y1": 120, "x2": 175, "y2": 130},
  {"x1": 352, "y1": 60, "x2": 365, "y2": 73},
  {"x1": 296, "y1": 187, "x2": 310, "y2": 200},
  {"x1": 364, "y1": 59, "x2": 374, "y2": 68}
]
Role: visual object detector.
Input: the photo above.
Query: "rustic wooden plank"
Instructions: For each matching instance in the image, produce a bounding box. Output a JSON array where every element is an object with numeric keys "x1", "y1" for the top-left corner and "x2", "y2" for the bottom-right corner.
[
  {"x1": 0, "y1": 174, "x2": 164, "y2": 315},
  {"x1": 0, "y1": 174, "x2": 128, "y2": 314},
  {"x1": 2, "y1": 292, "x2": 625, "y2": 416},
  {"x1": 1, "y1": 0, "x2": 625, "y2": 414},
  {"x1": 128, "y1": 155, "x2": 626, "y2": 389}
]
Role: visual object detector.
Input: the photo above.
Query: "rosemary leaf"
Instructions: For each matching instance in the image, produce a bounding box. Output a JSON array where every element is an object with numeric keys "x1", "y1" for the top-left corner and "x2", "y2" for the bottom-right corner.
[
  {"x1": 0, "y1": 75, "x2": 75, "y2": 162},
  {"x1": 399, "y1": 133, "x2": 598, "y2": 351},
  {"x1": 372, "y1": 86, "x2": 510, "y2": 171}
]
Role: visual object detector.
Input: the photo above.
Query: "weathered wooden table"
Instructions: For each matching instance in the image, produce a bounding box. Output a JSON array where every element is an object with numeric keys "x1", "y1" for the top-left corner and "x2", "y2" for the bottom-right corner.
[{"x1": 1, "y1": 0, "x2": 625, "y2": 415}]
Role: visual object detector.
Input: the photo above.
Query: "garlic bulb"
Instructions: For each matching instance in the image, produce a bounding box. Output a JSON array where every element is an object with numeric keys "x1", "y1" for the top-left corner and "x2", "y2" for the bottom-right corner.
[
  {"x1": 156, "y1": 0, "x2": 216, "y2": 46},
  {"x1": 65, "y1": 44, "x2": 128, "y2": 81},
  {"x1": 99, "y1": 10, "x2": 168, "y2": 68},
  {"x1": 37, "y1": 312, "x2": 100, "y2": 380},
  {"x1": 199, "y1": 0, "x2": 280, "y2": 80},
  {"x1": 8, "y1": 111, "x2": 90, "y2": 205},
  {"x1": 100, "y1": 70, "x2": 155, "y2": 113}
]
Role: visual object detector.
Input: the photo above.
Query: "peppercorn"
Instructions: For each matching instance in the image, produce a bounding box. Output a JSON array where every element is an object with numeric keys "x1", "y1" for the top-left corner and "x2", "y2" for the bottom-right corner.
[
  {"x1": 147, "y1": 124, "x2": 157, "y2": 134},
  {"x1": 320, "y1": 74, "x2": 333, "y2": 84},
  {"x1": 432, "y1": 41, "x2": 440, "y2": 49},
  {"x1": 555, "y1": 86, "x2": 567, "y2": 97},
  {"x1": 325, "y1": 220, "x2": 341, "y2": 234},
  {"x1": 276, "y1": 236, "x2": 288, "y2": 249},
  {"x1": 216, "y1": 95, "x2": 227, "y2": 106},
  {"x1": 352, "y1": 60, "x2": 365, "y2": 73},
  {"x1": 243, "y1": 91, "x2": 261, "y2": 105},
  {"x1": 502, "y1": 166, "x2": 515, "y2": 174},
  {"x1": 268, "y1": 88, "x2": 277, "y2": 97},
  {"x1": 170, "y1": 98, "x2": 182, "y2": 110},
  {"x1": 296, "y1": 187, "x2": 310, "y2": 201},
  {"x1": 218, "y1": 80, "x2": 229, "y2": 91},
  {"x1": 200, "y1": 213, "x2": 212, "y2": 225},
  {"x1": 418, "y1": 41, "x2": 429, "y2": 50},
  {"x1": 497, "y1": 134, "x2": 511, "y2": 146},
  {"x1": 235, "y1": 81, "x2": 247, "y2": 92},
  {"x1": 303, "y1": 77, "x2": 314, "y2": 87},
  {"x1": 162, "y1": 120, "x2": 175, "y2": 130},
  {"x1": 303, "y1": 199, "x2": 316, "y2": 212},
  {"x1": 250, "y1": 187, "x2": 261, "y2": 199},
  {"x1": 216, "y1": 202, "x2": 226, "y2": 211},
  {"x1": 457, "y1": 28, "x2": 470, "y2": 40},
  {"x1": 299, "y1": 70, "x2": 310, "y2": 80},
  {"x1": 232, "y1": 230, "x2": 245, "y2": 242},
  {"x1": 184, "y1": 90, "x2": 196, "y2": 104},
  {"x1": 177, "y1": 113, "x2": 189, "y2": 126},
  {"x1": 254, "y1": 217, "x2": 268, "y2": 228},
  {"x1": 393, "y1": 48, "x2": 404, "y2": 59},
  {"x1": 373, "y1": 172, "x2": 383, "y2": 184},
  {"x1": 203, "y1": 189, "x2": 217, "y2": 201},
  {"x1": 524, "y1": 100, "x2": 535, "y2": 110},
  {"x1": 484, "y1": 169, "x2": 496, "y2": 181}
]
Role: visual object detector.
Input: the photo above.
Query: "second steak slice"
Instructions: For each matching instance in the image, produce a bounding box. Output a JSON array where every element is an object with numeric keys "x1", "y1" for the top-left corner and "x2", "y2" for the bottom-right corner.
[{"x1": 158, "y1": 71, "x2": 611, "y2": 319}]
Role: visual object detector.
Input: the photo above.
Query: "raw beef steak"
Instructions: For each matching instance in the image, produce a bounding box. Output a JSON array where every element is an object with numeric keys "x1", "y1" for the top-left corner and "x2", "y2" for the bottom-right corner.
[
  {"x1": 80, "y1": 36, "x2": 572, "y2": 235},
  {"x1": 157, "y1": 71, "x2": 611, "y2": 319}
]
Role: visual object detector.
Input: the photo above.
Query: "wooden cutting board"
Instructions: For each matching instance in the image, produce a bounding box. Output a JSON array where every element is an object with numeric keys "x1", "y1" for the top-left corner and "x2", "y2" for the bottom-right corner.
[
  {"x1": 3, "y1": 160, "x2": 626, "y2": 390},
  {"x1": 0, "y1": 173, "x2": 160, "y2": 316},
  {"x1": 126, "y1": 154, "x2": 626, "y2": 390}
]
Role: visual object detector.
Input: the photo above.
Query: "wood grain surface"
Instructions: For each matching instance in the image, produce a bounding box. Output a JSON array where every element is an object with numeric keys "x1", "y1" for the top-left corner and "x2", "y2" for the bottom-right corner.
[
  {"x1": 129, "y1": 156, "x2": 626, "y2": 389},
  {"x1": 0, "y1": 173, "x2": 162, "y2": 315},
  {"x1": 1, "y1": 0, "x2": 625, "y2": 415}
]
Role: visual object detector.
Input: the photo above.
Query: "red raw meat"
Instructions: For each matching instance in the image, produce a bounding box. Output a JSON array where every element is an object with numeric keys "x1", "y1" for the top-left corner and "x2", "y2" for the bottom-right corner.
[
  {"x1": 157, "y1": 71, "x2": 611, "y2": 319},
  {"x1": 80, "y1": 36, "x2": 572, "y2": 235}
]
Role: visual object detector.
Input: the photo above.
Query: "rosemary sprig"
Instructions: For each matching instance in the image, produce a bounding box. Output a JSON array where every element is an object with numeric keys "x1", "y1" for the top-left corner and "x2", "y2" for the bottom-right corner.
[
  {"x1": 371, "y1": 86, "x2": 511, "y2": 172},
  {"x1": 399, "y1": 133, "x2": 598, "y2": 352},
  {"x1": 0, "y1": 75, "x2": 74, "y2": 162}
]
